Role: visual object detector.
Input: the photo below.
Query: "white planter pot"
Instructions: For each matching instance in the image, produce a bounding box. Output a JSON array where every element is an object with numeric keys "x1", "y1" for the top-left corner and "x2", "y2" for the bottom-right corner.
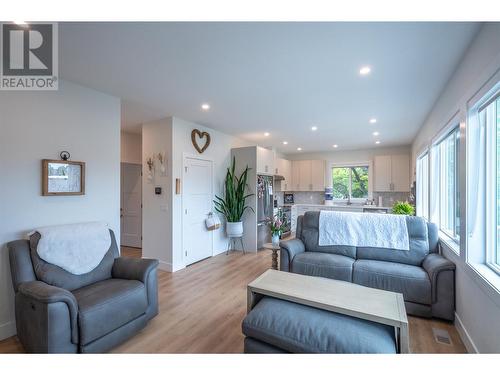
[{"x1": 226, "y1": 221, "x2": 243, "y2": 237}]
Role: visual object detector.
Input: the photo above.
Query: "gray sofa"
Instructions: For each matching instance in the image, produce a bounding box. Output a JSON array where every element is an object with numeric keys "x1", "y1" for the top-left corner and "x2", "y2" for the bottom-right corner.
[
  {"x1": 280, "y1": 212, "x2": 455, "y2": 321},
  {"x1": 7, "y1": 230, "x2": 159, "y2": 353}
]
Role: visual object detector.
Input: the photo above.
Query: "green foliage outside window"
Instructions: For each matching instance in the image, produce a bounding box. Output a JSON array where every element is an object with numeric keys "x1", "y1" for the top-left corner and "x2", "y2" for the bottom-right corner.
[{"x1": 332, "y1": 166, "x2": 368, "y2": 199}]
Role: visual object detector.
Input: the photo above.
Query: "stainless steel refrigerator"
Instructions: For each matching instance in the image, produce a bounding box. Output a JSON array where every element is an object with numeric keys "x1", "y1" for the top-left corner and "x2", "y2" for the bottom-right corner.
[{"x1": 257, "y1": 175, "x2": 273, "y2": 248}]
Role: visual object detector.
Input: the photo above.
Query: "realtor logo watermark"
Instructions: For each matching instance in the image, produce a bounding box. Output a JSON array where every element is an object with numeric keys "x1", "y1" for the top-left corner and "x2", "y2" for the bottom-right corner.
[{"x1": 1, "y1": 22, "x2": 58, "y2": 90}]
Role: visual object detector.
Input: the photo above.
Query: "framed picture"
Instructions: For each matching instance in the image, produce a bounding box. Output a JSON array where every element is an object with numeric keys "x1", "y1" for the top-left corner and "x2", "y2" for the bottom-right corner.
[{"x1": 42, "y1": 159, "x2": 85, "y2": 196}]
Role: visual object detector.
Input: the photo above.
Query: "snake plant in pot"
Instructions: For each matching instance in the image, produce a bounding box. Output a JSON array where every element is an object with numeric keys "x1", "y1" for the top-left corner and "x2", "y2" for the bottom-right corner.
[{"x1": 214, "y1": 157, "x2": 254, "y2": 237}]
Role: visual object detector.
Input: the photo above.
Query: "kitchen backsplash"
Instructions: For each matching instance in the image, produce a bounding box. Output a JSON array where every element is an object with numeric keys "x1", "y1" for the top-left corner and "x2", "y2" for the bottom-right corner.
[
  {"x1": 372, "y1": 192, "x2": 411, "y2": 208},
  {"x1": 275, "y1": 191, "x2": 410, "y2": 207}
]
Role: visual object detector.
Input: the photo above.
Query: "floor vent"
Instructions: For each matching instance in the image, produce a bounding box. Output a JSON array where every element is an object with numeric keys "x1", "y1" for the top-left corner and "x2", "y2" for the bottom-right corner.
[{"x1": 432, "y1": 328, "x2": 452, "y2": 345}]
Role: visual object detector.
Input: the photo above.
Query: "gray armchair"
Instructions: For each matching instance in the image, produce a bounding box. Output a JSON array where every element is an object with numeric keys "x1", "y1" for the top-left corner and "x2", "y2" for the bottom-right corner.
[{"x1": 7, "y1": 230, "x2": 158, "y2": 353}]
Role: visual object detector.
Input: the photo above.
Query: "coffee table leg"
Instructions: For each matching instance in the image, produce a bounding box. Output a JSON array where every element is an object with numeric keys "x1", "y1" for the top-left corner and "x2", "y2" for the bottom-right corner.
[
  {"x1": 399, "y1": 323, "x2": 410, "y2": 353},
  {"x1": 271, "y1": 248, "x2": 278, "y2": 270}
]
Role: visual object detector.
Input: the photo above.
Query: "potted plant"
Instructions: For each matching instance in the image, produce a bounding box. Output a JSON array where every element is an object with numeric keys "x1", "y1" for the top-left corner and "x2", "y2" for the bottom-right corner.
[
  {"x1": 267, "y1": 211, "x2": 288, "y2": 247},
  {"x1": 392, "y1": 201, "x2": 415, "y2": 215},
  {"x1": 214, "y1": 157, "x2": 253, "y2": 238}
]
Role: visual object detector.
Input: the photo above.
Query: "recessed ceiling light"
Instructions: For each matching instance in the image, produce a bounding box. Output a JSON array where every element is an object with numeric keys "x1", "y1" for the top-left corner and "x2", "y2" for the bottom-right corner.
[
  {"x1": 311, "y1": 126, "x2": 318, "y2": 131},
  {"x1": 297, "y1": 147, "x2": 302, "y2": 151},
  {"x1": 264, "y1": 132, "x2": 270, "y2": 137},
  {"x1": 201, "y1": 103, "x2": 210, "y2": 111},
  {"x1": 373, "y1": 131, "x2": 380, "y2": 136},
  {"x1": 375, "y1": 140, "x2": 381, "y2": 144},
  {"x1": 13, "y1": 21, "x2": 28, "y2": 26},
  {"x1": 283, "y1": 141, "x2": 288, "y2": 145},
  {"x1": 359, "y1": 66, "x2": 371, "y2": 75},
  {"x1": 333, "y1": 144, "x2": 338, "y2": 148},
  {"x1": 369, "y1": 118, "x2": 377, "y2": 124}
]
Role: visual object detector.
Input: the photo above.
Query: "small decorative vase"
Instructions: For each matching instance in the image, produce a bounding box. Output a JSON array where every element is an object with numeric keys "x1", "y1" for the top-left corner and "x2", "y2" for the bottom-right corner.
[{"x1": 272, "y1": 233, "x2": 280, "y2": 247}]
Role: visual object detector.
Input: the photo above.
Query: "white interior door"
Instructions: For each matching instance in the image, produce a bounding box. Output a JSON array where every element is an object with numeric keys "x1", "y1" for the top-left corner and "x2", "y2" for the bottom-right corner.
[
  {"x1": 183, "y1": 157, "x2": 213, "y2": 265},
  {"x1": 121, "y1": 163, "x2": 142, "y2": 248}
]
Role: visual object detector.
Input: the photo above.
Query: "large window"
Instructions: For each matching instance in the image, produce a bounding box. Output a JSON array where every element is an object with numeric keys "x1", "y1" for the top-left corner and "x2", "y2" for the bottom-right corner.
[
  {"x1": 468, "y1": 83, "x2": 500, "y2": 275},
  {"x1": 416, "y1": 152, "x2": 429, "y2": 220},
  {"x1": 432, "y1": 127, "x2": 460, "y2": 243},
  {"x1": 332, "y1": 166, "x2": 369, "y2": 200},
  {"x1": 480, "y1": 95, "x2": 500, "y2": 271}
]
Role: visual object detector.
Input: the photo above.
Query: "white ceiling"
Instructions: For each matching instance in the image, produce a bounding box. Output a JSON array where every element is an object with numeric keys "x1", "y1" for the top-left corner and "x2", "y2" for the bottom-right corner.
[{"x1": 59, "y1": 22, "x2": 481, "y2": 153}]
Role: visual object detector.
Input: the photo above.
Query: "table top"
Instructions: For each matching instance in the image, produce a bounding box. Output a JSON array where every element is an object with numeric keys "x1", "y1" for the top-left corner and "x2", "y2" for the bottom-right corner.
[
  {"x1": 248, "y1": 269, "x2": 407, "y2": 328},
  {"x1": 262, "y1": 242, "x2": 280, "y2": 250}
]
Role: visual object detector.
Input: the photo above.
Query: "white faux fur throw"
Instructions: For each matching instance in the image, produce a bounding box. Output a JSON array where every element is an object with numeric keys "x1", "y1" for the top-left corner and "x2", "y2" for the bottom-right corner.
[{"x1": 31, "y1": 222, "x2": 111, "y2": 275}]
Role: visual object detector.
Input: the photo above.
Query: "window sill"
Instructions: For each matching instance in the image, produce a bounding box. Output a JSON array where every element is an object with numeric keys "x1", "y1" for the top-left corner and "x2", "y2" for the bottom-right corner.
[
  {"x1": 439, "y1": 231, "x2": 460, "y2": 255},
  {"x1": 466, "y1": 262, "x2": 500, "y2": 306}
]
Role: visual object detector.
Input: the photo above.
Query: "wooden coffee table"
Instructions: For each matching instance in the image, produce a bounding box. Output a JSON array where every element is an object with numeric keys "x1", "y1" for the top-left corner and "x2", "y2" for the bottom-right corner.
[{"x1": 247, "y1": 269, "x2": 409, "y2": 353}]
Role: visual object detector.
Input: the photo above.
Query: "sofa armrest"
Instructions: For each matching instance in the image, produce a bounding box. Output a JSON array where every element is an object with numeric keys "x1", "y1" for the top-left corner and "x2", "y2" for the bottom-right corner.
[
  {"x1": 112, "y1": 257, "x2": 159, "y2": 320},
  {"x1": 112, "y1": 257, "x2": 159, "y2": 283},
  {"x1": 279, "y1": 238, "x2": 306, "y2": 272},
  {"x1": 18, "y1": 281, "x2": 78, "y2": 344},
  {"x1": 422, "y1": 253, "x2": 456, "y2": 303}
]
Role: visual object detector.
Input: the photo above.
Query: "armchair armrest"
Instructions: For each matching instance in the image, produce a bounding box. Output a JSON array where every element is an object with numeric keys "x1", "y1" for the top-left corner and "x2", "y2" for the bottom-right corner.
[
  {"x1": 422, "y1": 253, "x2": 456, "y2": 303},
  {"x1": 279, "y1": 238, "x2": 306, "y2": 272},
  {"x1": 18, "y1": 281, "x2": 78, "y2": 344},
  {"x1": 112, "y1": 257, "x2": 159, "y2": 283}
]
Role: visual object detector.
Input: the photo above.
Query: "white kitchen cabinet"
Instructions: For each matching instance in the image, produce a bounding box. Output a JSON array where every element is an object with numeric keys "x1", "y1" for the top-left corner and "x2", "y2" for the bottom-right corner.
[
  {"x1": 311, "y1": 160, "x2": 326, "y2": 191},
  {"x1": 298, "y1": 160, "x2": 311, "y2": 190},
  {"x1": 291, "y1": 160, "x2": 301, "y2": 191},
  {"x1": 291, "y1": 160, "x2": 326, "y2": 191},
  {"x1": 256, "y1": 146, "x2": 275, "y2": 175},
  {"x1": 391, "y1": 154, "x2": 410, "y2": 192},
  {"x1": 374, "y1": 154, "x2": 410, "y2": 192},
  {"x1": 275, "y1": 158, "x2": 292, "y2": 191}
]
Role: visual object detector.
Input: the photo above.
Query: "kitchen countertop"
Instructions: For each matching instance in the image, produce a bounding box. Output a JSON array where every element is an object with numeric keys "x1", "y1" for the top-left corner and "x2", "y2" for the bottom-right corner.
[{"x1": 287, "y1": 203, "x2": 393, "y2": 210}]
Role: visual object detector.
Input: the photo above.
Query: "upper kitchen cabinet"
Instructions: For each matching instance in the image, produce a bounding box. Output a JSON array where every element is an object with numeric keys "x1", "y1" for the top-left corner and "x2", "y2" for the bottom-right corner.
[
  {"x1": 256, "y1": 146, "x2": 275, "y2": 175},
  {"x1": 311, "y1": 160, "x2": 326, "y2": 191},
  {"x1": 374, "y1": 154, "x2": 410, "y2": 192},
  {"x1": 275, "y1": 158, "x2": 292, "y2": 191},
  {"x1": 291, "y1": 159, "x2": 326, "y2": 191}
]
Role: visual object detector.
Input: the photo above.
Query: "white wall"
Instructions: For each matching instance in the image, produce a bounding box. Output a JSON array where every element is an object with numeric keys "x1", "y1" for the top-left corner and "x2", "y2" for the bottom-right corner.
[
  {"x1": 141, "y1": 116, "x2": 251, "y2": 272},
  {"x1": 171, "y1": 117, "x2": 251, "y2": 269},
  {"x1": 121, "y1": 131, "x2": 142, "y2": 164},
  {"x1": 142, "y1": 118, "x2": 173, "y2": 271},
  {"x1": 411, "y1": 23, "x2": 500, "y2": 353},
  {"x1": 0, "y1": 80, "x2": 121, "y2": 340}
]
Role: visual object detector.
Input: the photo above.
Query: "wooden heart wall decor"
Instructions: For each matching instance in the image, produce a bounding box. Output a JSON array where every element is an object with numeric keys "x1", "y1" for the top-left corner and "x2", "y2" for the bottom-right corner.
[{"x1": 191, "y1": 129, "x2": 211, "y2": 154}]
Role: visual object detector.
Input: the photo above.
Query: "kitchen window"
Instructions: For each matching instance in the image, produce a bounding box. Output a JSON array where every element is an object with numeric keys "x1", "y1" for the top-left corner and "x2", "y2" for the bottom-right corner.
[
  {"x1": 332, "y1": 165, "x2": 369, "y2": 200},
  {"x1": 431, "y1": 126, "x2": 460, "y2": 243},
  {"x1": 416, "y1": 152, "x2": 429, "y2": 220}
]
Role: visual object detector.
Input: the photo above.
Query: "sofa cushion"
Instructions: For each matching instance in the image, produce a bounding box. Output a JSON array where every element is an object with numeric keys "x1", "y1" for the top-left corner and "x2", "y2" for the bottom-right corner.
[
  {"x1": 30, "y1": 230, "x2": 119, "y2": 291},
  {"x1": 356, "y1": 216, "x2": 431, "y2": 266},
  {"x1": 292, "y1": 252, "x2": 354, "y2": 282},
  {"x1": 242, "y1": 296, "x2": 396, "y2": 353},
  {"x1": 353, "y1": 259, "x2": 431, "y2": 305},
  {"x1": 72, "y1": 278, "x2": 148, "y2": 345},
  {"x1": 299, "y1": 212, "x2": 356, "y2": 258}
]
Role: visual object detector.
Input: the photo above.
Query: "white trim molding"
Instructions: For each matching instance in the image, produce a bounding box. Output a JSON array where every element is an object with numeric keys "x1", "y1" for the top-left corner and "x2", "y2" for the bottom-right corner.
[
  {"x1": 0, "y1": 320, "x2": 16, "y2": 341},
  {"x1": 455, "y1": 313, "x2": 479, "y2": 353}
]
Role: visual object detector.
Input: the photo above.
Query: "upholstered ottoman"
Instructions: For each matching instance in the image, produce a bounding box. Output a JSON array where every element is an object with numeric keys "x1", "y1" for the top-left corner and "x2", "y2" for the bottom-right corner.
[{"x1": 242, "y1": 297, "x2": 397, "y2": 353}]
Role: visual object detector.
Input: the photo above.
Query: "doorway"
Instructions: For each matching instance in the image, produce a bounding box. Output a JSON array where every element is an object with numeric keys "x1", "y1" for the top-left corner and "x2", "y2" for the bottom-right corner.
[
  {"x1": 121, "y1": 162, "x2": 142, "y2": 248},
  {"x1": 182, "y1": 156, "x2": 214, "y2": 266}
]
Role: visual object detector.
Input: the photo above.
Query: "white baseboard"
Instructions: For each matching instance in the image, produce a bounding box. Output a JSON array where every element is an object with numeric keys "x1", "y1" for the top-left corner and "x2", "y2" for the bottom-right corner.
[
  {"x1": 0, "y1": 320, "x2": 16, "y2": 341},
  {"x1": 455, "y1": 312, "x2": 479, "y2": 353},
  {"x1": 157, "y1": 260, "x2": 185, "y2": 273}
]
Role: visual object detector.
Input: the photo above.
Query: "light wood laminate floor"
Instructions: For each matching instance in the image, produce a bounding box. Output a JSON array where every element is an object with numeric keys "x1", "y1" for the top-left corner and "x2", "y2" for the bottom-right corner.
[{"x1": 0, "y1": 247, "x2": 467, "y2": 353}]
